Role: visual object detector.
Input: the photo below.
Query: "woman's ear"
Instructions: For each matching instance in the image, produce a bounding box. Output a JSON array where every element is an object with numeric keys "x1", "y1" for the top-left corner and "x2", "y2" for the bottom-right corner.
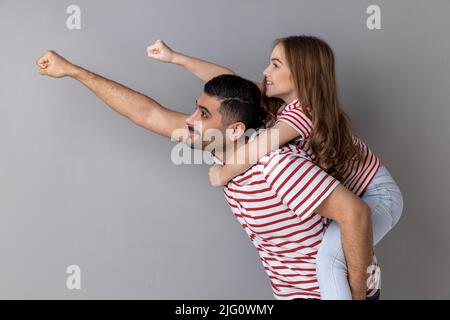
[{"x1": 227, "y1": 122, "x2": 246, "y2": 142}]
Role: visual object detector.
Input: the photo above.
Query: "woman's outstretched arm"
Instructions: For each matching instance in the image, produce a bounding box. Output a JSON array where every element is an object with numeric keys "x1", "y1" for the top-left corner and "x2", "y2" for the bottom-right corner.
[{"x1": 147, "y1": 39, "x2": 260, "y2": 87}]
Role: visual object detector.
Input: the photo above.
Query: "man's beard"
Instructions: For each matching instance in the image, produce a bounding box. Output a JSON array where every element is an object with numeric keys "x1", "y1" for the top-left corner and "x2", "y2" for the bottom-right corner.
[{"x1": 187, "y1": 133, "x2": 225, "y2": 155}]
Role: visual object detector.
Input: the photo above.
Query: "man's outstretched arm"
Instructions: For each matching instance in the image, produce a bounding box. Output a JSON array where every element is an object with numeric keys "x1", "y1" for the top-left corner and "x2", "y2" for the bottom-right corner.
[{"x1": 36, "y1": 50, "x2": 189, "y2": 141}]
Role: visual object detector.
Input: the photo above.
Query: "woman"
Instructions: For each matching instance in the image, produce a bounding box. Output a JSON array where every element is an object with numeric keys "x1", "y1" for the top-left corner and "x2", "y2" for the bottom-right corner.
[{"x1": 146, "y1": 36, "x2": 403, "y2": 299}]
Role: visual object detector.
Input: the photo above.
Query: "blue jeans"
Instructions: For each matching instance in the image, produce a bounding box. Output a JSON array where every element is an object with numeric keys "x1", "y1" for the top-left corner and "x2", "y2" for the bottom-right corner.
[
  {"x1": 292, "y1": 289, "x2": 381, "y2": 300},
  {"x1": 316, "y1": 166, "x2": 404, "y2": 300}
]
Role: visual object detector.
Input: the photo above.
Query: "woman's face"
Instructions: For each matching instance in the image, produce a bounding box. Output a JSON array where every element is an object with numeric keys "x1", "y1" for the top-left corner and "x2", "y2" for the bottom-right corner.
[{"x1": 263, "y1": 43, "x2": 297, "y2": 103}]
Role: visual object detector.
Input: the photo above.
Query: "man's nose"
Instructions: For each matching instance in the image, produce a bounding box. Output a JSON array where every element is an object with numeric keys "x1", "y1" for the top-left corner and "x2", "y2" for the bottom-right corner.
[{"x1": 185, "y1": 110, "x2": 199, "y2": 126}]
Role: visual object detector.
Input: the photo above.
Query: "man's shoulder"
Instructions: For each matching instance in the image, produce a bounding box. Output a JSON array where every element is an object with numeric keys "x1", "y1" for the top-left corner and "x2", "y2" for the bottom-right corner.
[
  {"x1": 259, "y1": 145, "x2": 313, "y2": 177},
  {"x1": 227, "y1": 144, "x2": 312, "y2": 186},
  {"x1": 261, "y1": 144, "x2": 312, "y2": 165},
  {"x1": 226, "y1": 148, "x2": 295, "y2": 186}
]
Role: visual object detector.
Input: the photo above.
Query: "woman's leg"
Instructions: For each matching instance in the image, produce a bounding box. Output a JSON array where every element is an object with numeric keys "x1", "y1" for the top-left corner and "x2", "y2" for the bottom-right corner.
[{"x1": 316, "y1": 166, "x2": 404, "y2": 299}]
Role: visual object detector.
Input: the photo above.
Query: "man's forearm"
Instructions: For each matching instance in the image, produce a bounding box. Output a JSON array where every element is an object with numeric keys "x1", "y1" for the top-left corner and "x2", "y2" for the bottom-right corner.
[
  {"x1": 340, "y1": 211, "x2": 373, "y2": 300},
  {"x1": 71, "y1": 66, "x2": 156, "y2": 123}
]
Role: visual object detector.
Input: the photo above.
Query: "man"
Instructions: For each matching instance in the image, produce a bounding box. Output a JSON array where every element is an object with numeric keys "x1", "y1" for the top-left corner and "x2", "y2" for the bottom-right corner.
[{"x1": 36, "y1": 50, "x2": 374, "y2": 299}]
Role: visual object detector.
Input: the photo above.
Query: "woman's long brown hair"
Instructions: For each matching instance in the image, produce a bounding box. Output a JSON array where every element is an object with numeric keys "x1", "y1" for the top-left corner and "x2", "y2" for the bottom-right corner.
[{"x1": 262, "y1": 35, "x2": 362, "y2": 181}]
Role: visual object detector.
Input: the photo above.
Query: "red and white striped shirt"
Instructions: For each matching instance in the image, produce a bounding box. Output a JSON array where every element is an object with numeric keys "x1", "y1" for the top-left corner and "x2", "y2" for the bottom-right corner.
[
  {"x1": 219, "y1": 146, "x2": 340, "y2": 299},
  {"x1": 276, "y1": 99, "x2": 381, "y2": 196}
]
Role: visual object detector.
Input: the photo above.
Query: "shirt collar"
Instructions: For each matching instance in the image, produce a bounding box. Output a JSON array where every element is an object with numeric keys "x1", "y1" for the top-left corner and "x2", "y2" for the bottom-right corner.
[
  {"x1": 286, "y1": 98, "x2": 299, "y2": 107},
  {"x1": 277, "y1": 98, "x2": 299, "y2": 115}
]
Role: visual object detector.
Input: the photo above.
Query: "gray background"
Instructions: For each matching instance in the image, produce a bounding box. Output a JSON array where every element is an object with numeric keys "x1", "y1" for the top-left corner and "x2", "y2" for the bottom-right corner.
[{"x1": 0, "y1": 0, "x2": 449, "y2": 299}]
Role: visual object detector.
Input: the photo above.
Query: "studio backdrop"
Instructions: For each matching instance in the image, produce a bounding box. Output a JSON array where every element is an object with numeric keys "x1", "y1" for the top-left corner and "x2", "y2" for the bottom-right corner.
[{"x1": 0, "y1": 0, "x2": 449, "y2": 299}]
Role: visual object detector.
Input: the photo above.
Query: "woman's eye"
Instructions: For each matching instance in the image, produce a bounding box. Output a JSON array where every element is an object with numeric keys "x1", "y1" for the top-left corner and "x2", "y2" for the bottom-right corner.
[
  {"x1": 273, "y1": 63, "x2": 279, "y2": 68},
  {"x1": 201, "y1": 111, "x2": 207, "y2": 118}
]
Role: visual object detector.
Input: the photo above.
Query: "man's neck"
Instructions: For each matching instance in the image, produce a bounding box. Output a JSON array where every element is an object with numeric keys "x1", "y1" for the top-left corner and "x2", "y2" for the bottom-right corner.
[{"x1": 212, "y1": 137, "x2": 250, "y2": 166}]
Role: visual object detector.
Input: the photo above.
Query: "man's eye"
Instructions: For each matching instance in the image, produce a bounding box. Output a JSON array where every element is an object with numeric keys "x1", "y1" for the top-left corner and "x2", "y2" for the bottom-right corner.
[
  {"x1": 201, "y1": 111, "x2": 207, "y2": 118},
  {"x1": 273, "y1": 63, "x2": 279, "y2": 68}
]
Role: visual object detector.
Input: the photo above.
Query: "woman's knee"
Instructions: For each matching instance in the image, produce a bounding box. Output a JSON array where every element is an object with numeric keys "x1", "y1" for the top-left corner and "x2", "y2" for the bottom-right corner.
[{"x1": 391, "y1": 189, "x2": 404, "y2": 227}]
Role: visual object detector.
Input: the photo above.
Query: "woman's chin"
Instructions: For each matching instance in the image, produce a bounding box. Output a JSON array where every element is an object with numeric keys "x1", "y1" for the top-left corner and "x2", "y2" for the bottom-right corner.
[
  {"x1": 264, "y1": 91, "x2": 275, "y2": 98},
  {"x1": 266, "y1": 93, "x2": 282, "y2": 100}
]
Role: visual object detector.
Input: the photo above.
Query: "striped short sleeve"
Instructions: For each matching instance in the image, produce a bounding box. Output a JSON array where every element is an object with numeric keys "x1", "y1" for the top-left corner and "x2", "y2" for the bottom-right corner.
[
  {"x1": 276, "y1": 101, "x2": 313, "y2": 140},
  {"x1": 262, "y1": 151, "x2": 340, "y2": 221}
]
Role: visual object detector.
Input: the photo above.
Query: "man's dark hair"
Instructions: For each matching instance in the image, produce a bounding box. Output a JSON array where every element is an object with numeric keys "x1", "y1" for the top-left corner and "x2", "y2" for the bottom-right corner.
[{"x1": 204, "y1": 74, "x2": 267, "y2": 130}]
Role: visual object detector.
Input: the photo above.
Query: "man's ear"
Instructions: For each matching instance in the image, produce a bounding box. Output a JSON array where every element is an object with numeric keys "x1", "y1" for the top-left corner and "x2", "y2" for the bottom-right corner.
[{"x1": 227, "y1": 122, "x2": 246, "y2": 142}]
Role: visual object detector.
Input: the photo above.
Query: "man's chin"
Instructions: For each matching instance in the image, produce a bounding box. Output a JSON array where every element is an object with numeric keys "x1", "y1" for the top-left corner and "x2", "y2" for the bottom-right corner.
[{"x1": 187, "y1": 137, "x2": 204, "y2": 150}]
